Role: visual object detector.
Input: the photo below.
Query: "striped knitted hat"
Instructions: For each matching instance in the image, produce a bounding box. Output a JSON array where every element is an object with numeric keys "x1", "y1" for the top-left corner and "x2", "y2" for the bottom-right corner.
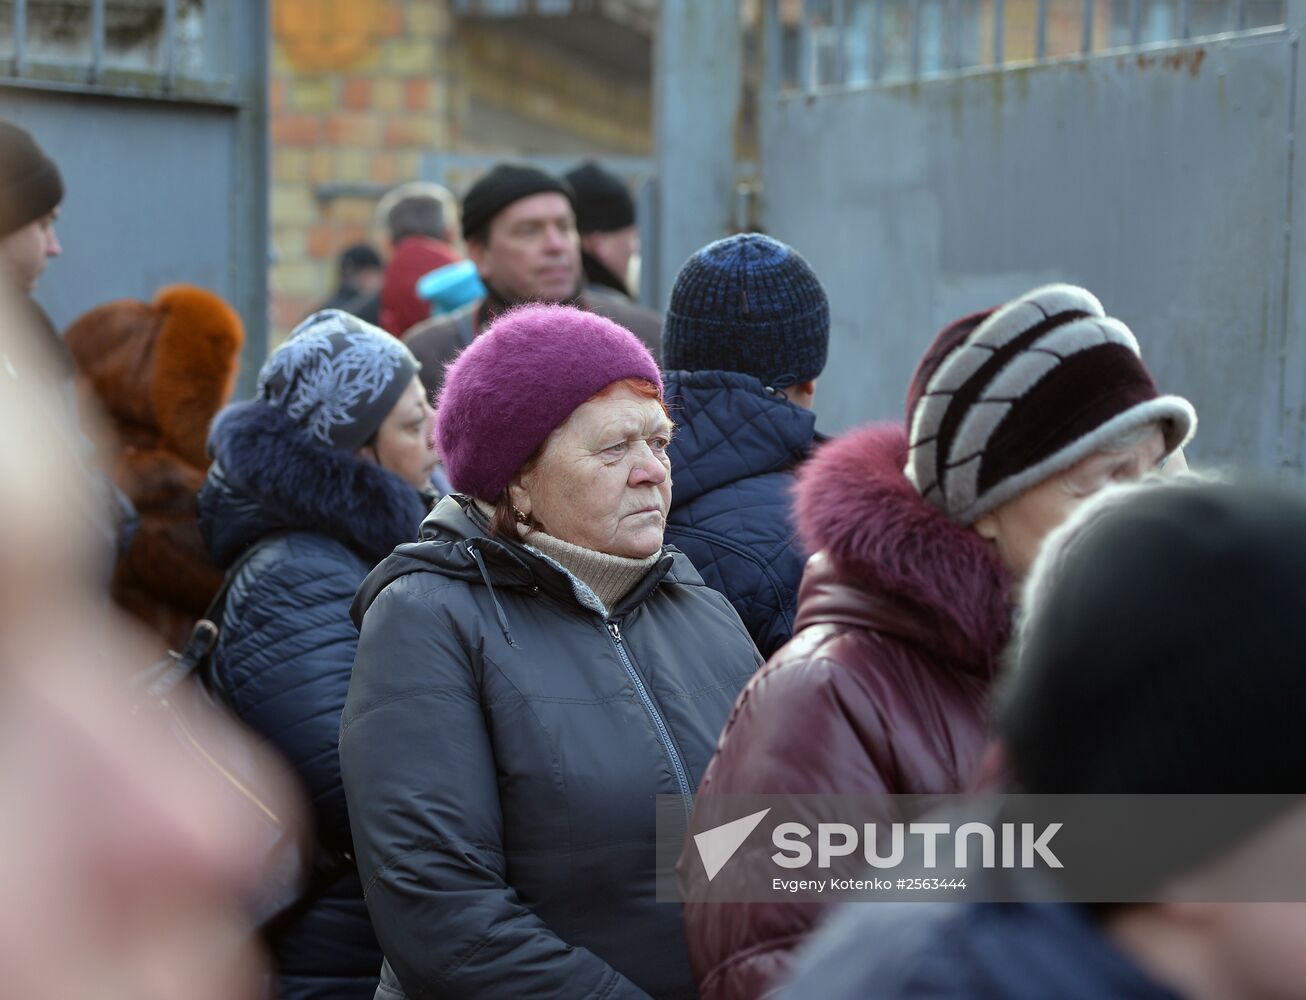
[{"x1": 905, "y1": 284, "x2": 1196, "y2": 525}]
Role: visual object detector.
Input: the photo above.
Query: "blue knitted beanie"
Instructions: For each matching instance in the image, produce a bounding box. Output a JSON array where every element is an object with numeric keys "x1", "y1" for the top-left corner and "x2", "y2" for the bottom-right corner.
[{"x1": 663, "y1": 233, "x2": 830, "y2": 388}]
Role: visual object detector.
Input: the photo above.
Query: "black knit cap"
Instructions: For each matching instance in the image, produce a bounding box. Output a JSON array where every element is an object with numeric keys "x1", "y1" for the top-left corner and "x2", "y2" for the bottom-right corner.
[
  {"x1": 460, "y1": 163, "x2": 575, "y2": 242},
  {"x1": 0, "y1": 120, "x2": 63, "y2": 238},
  {"x1": 563, "y1": 161, "x2": 636, "y2": 234},
  {"x1": 663, "y1": 233, "x2": 830, "y2": 389},
  {"x1": 1004, "y1": 480, "x2": 1306, "y2": 794}
]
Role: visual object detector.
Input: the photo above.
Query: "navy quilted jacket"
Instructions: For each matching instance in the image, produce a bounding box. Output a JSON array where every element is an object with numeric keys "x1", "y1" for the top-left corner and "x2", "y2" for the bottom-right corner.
[
  {"x1": 198, "y1": 401, "x2": 429, "y2": 1000},
  {"x1": 663, "y1": 370, "x2": 818, "y2": 658}
]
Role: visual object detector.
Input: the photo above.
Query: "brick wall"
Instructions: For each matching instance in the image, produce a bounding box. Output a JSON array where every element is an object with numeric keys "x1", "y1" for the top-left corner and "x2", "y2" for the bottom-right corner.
[{"x1": 269, "y1": 0, "x2": 456, "y2": 337}]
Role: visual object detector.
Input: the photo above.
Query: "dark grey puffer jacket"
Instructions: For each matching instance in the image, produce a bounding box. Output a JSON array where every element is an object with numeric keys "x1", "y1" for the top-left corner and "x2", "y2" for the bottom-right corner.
[{"x1": 340, "y1": 495, "x2": 763, "y2": 1000}]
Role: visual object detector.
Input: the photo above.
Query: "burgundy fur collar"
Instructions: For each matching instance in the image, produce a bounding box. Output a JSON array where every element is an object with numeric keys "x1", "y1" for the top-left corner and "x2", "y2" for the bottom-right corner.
[{"x1": 794, "y1": 423, "x2": 1012, "y2": 671}]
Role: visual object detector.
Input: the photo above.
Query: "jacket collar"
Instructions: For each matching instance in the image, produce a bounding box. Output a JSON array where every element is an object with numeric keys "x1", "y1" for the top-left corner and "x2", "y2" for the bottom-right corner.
[
  {"x1": 581, "y1": 250, "x2": 632, "y2": 298},
  {"x1": 664, "y1": 370, "x2": 818, "y2": 505},
  {"x1": 478, "y1": 282, "x2": 585, "y2": 330},
  {"x1": 352, "y1": 494, "x2": 705, "y2": 627},
  {"x1": 201, "y1": 400, "x2": 430, "y2": 567},
  {"x1": 793, "y1": 424, "x2": 1012, "y2": 675}
]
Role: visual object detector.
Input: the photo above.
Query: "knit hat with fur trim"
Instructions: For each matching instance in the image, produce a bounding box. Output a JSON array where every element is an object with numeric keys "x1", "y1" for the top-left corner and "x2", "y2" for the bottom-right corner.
[
  {"x1": 904, "y1": 284, "x2": 1196, "y2": 525},
  {"x1": 436, "y1": 303, "x2": 662, "y2": 502}
]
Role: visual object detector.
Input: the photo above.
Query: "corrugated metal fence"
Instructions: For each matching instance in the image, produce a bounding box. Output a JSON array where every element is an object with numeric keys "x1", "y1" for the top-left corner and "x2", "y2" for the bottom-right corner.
[{"x1": 760, "y1": 0, "x2": 1306, "y2": 477}]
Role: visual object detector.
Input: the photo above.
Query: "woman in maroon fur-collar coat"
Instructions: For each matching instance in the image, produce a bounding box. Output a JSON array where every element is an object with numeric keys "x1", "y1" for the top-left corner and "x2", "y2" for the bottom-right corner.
[{"x1": 678, "y1": 284, "x2": 1197, "y2": 1000}]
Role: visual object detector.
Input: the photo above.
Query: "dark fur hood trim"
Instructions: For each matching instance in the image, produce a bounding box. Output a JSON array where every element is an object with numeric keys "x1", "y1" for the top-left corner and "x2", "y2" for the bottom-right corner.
[
  {"x1": 201, "y1": 400, "x2": 429, "y2": 566},
  {"x1": 794, "y1": 423, "x2": 1011, "y2": 663}
]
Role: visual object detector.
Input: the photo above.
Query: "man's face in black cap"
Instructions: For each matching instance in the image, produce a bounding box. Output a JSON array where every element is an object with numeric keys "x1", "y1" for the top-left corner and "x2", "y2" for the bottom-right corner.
[{"x1": 469, "y1": 193, "x2": 581, "y2": 304}]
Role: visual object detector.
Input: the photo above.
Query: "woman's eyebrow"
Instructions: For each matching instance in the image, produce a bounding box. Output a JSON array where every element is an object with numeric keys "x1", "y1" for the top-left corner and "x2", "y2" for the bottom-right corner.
[{"x1": 595, "y1": 419, "x2": 641, "y2": 441}]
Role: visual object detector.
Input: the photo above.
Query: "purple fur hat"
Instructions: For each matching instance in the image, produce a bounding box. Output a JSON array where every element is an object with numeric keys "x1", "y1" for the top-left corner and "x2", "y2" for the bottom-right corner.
[{"x1": 436, "y1": 303, "x2": 662, "y2": 501}]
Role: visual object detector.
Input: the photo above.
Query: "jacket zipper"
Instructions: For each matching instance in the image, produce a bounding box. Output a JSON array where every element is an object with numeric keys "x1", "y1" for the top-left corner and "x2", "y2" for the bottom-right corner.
[{"x1": 606, "y1": 619, "x2": 693, "y2": 819}]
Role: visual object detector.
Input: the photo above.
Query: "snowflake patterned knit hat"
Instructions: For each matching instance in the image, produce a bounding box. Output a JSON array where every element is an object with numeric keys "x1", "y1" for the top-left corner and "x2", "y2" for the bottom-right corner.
[
  {"x1": 256, "y1": 309, "x2": 419, "y2": 452},
  {"x1": 904, "y1": 284, "x2": 1196, "y2": 525}
]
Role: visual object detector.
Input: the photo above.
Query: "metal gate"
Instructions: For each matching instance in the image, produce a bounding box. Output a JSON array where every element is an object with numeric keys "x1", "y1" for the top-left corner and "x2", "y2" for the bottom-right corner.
[
  {"x1": 760, "y1": 0, "x2": 1306, "y2": 476},
  {"x1": 0, "y1": 0, "x2": 269, "y2": 393}
]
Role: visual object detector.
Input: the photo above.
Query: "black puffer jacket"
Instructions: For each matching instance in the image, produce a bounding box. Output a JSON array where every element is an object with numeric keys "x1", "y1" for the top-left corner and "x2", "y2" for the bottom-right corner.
[
  {"x1": 199, "y1": 401, "x2": 430, "y2": 1000},
  {"x1": 340, "y1": 495, "x2": 763, "y2": 999},
  {"x1": 663, "y1": 371, "x2": 818, "y2": 658}
]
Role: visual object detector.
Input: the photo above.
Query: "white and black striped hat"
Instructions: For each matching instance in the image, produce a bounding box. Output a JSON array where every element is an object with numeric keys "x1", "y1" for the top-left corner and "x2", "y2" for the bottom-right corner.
[{"x1": 904, "y1": 284, "x2": 1196, "y2": 525}]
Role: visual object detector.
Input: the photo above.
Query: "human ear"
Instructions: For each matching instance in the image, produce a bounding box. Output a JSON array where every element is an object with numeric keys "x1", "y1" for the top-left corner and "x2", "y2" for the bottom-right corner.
[
  {"x1": 466, "y1": 237, "x2": 490, "y2": 278},
  {"x1": 508, "y1": 476, "x2": 532, "y2": 518},
  {"x1": 791, "y1": 380, "x2": 817, "y2": 409}
]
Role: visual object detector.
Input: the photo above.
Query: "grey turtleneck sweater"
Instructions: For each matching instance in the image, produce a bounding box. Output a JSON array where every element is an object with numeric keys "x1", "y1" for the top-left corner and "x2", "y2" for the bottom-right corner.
[{"x1": 473, "y1": 500, "x2": 661, "y2": 615}]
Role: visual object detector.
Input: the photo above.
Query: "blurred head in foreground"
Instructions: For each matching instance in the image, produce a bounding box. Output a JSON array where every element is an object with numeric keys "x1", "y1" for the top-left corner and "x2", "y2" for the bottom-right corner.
[
  {"x1": 779, "y1": 475, "x2": 1306, "y2": 1000},
  {"x1": 1004, "y1": 475, "x2": 1306, "y2": 999},
  {"x1": 0, "y1": 282, "x2": 288, "y2": 1000}
]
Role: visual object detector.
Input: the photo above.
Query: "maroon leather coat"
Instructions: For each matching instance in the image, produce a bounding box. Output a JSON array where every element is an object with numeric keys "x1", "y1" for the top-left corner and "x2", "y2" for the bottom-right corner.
[{"x1": 679, "y1": 424, "x2": 1013, "y2": 1000}]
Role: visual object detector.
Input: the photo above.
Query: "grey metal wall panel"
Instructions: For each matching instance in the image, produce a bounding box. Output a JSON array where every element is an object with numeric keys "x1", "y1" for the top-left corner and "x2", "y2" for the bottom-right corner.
[
  {"x1": 227, "y1": 0, "x2": 269, "y2": 397},
  {"x1": 1278, "y1": 23, "x2": 1306, "y2": 475},
  {"x1": 654, "y1": 0, "x2": 741, "y2": 310},
  {"x1": 762, "y1": 33, "x2": 1295, "y2": 475},
  {"x1": 0, "y1": 89, "x2": 237, "y2": 332}
]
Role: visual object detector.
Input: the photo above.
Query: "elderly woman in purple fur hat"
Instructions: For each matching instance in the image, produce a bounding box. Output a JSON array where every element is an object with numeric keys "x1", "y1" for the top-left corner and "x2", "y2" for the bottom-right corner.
[{"x1": 339, "y1": 303, "x2": 763, "y2": 1000}]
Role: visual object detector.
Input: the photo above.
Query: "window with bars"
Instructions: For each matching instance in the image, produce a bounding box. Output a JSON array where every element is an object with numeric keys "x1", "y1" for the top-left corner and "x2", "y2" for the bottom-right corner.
[
  {"x1": 775, "y1": 0, "x2": 1285, "y2": 89},
  {"x1": 0, "y1": 0, "x2": 234, "y2": 100}
]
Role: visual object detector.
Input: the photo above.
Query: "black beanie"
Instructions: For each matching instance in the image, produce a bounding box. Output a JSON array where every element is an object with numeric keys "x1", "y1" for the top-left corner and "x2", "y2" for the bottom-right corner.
[
  {"x1": 0, "y1": 121, "x2": 63, "y2": 238},
  {"x1": 663, "y1": 233, "x2": 830, "y2": 389},
  {"x1": 564, "y1": 161, "x2": 636, "y2": 234},
  {"x1": 461, "y1": 163, "x2": 575, "y2": 242},
  {"x1": 1002, "y1": 481, "x2": 1306, "y2": 796}
]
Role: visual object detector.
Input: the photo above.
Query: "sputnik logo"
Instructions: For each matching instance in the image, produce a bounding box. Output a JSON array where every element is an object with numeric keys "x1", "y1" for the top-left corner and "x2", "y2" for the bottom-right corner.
[{"x1": 693, "y1": 808, "x2": 771, "y2": 881}]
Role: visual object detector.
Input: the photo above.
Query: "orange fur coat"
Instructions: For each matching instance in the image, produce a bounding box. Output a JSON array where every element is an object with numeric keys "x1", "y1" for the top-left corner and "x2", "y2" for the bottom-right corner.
[{"x1": 65, "y1": 285, "x2": 244, "y2": 649}]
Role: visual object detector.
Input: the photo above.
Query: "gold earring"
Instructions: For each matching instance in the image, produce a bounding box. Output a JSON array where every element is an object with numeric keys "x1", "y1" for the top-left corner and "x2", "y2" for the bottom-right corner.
[{"x1": 512, "y1": 506, "x2": 530, "y2": 525}]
